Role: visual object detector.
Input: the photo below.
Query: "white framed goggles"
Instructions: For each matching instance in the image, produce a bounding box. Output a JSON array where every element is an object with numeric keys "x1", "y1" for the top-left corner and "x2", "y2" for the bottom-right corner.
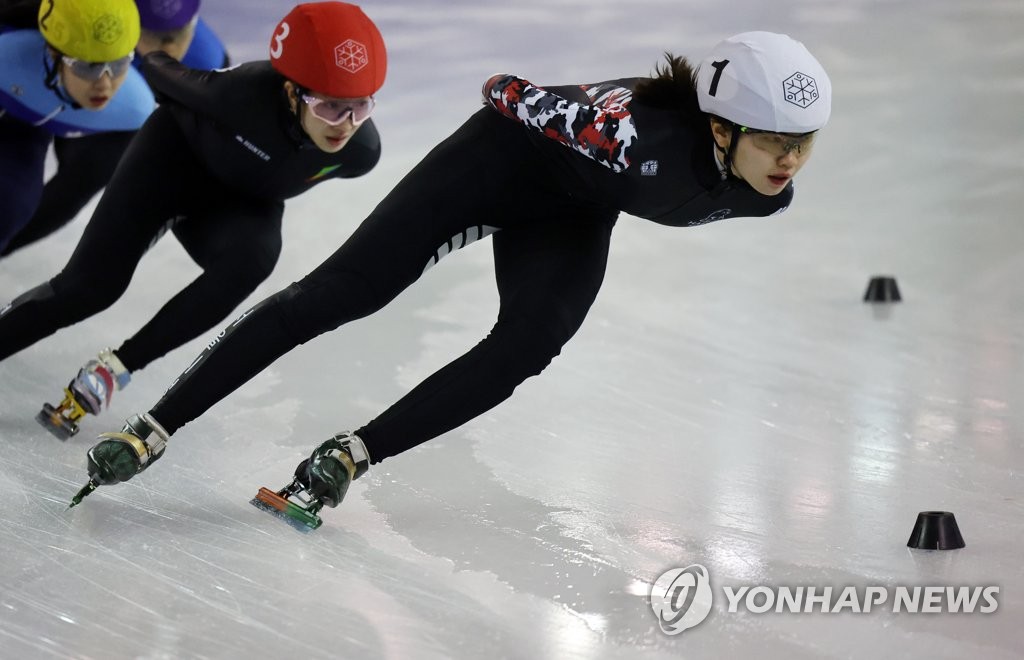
[
  {"x1": 61, "y1": 52, "x2": 134, "y2": 82},
  {"x1": 300, "y1": 93, "x2": 375, "y2": 126}
]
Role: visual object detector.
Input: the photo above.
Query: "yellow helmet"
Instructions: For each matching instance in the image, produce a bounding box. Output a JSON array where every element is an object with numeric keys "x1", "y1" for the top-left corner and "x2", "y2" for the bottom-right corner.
[{"x1": 38, "y1": 0, "x2": 140, "y2": 62}]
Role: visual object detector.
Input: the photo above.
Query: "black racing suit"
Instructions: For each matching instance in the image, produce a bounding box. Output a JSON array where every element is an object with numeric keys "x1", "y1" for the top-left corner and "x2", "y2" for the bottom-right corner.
[
  {"x1": 147, "y1": 74, "x2": 793, "y2": 464},
  {"x1": 0, "y1": 53, "x2": 381, "y2": 372}
]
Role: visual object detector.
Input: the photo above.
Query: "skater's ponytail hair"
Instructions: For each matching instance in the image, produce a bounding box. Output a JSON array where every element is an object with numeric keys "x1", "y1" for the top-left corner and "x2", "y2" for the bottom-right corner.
[{"x1": 634, "y1": 53, "x2": 704, "y2": 128}]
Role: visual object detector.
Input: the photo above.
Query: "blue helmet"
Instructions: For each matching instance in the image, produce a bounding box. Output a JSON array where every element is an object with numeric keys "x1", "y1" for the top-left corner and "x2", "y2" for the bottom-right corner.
[{"x1": 135, "y1": 0, "x2": 199, "y2": 31}]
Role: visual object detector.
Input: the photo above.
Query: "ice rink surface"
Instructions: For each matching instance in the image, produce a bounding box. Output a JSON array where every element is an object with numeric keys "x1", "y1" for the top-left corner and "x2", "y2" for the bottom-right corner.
[{"x1": 1, "y1": 0, "x2": 1022, "y2": 658}]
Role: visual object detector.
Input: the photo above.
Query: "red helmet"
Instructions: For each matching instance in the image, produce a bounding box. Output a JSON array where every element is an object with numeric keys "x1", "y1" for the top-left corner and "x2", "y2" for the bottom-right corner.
[{"x1": 269, "y1": 2, "x2": 386, "y2": 98}]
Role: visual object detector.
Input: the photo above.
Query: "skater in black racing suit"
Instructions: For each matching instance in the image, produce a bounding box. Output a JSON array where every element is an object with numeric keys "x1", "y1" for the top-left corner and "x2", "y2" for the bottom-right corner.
[
  {"x1": 77, "y1": 32, "x2": 833, "y2": 523},
  {"x1": 0, "y1": 2, "x2": 386, "y2": 429}
]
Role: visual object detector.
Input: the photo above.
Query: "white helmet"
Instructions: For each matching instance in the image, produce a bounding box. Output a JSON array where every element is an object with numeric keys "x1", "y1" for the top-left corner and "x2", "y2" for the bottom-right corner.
[{"x1": 696, "y1": 31, "x2": 831, "y2": 134}]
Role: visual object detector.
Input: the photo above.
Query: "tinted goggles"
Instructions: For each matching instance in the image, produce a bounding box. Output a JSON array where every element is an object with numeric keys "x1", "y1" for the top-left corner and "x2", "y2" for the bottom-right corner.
[
  {"x1": 739, "y1": 126, "x2": 816, "y2": 157},
  {"x1": 300, "y1": 93, "x2": 375, "y2": 126},
  {"x1": 61, "y1": 53, "x2": 134, "y2": 82}
]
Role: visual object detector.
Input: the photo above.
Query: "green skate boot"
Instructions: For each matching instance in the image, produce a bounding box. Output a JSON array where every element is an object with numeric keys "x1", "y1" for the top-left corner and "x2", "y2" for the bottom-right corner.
[
  {"x1": 38, "y1": 348, "x2": 131, "y2": 440},
  {"x1": 251, "y1": 432, "x2": 370, "y2": 531},
  {"x1": 68, "y1": 412, "x2": 170, "y2": 508}
]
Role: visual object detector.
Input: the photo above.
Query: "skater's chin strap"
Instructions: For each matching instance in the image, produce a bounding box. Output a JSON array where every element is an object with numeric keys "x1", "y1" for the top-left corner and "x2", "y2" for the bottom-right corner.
[
  {"x1": 282, "y1": 83, "x2": 317, "y2": 149},
  {"x1": 42, "y1": 50, "x2": 81, "y2": 109},
  {"x1": 713, "y1": 123, "x2": 743, "y2": 182}
]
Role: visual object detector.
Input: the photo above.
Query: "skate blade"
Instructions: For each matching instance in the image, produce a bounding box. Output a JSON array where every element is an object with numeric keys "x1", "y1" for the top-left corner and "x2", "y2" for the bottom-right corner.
[
  {"x1": 250, "y1": 487, "x2": 323, "y2": 532},
  {"x1": 35, "y1": 403, "x2": 79, "y2": 441}
]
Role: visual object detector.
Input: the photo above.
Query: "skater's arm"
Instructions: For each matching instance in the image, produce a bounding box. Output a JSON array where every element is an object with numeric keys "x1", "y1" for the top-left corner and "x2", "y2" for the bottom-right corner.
[
  {"x1": 482, "y1": 74, "x2": 636, "y2": 173},
  {"x1": 137, "y1": 51, "x2": 235, "y2": 117}
]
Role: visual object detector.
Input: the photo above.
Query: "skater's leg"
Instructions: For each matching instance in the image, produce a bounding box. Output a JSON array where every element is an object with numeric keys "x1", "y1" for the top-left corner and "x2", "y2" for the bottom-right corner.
[
  {"x1": 356, "y1": 211, "x2": 617, "y2": 462},
  {"x1": 148, "y1": 200, "x2": 496, "y2": 434},
  {"x1": 38, "y1": 195, "x2": 283, "y2": 433},
  {"x1": 0, "y1": 114, "x2": 50, "y2": 252},
  {"x1": 276, "y1": 212, "x2": 615, "y2": 516},
  {"x1": 148, "y1": 110, "x2": 537, "y2": 434},
  {"x1": 1, "y1": 131, "x2": 135, "y2": 256},
  {"x1": 113, "y1": 196, "x2": 285, "y2": 372},
  {"x1": 0, "y1": 108, "x2": 196, "y2": 360}
]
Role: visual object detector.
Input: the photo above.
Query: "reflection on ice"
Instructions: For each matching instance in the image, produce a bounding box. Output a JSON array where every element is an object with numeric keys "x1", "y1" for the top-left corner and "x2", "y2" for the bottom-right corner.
[{"x1": 0, "y1": 0, "x2": 1022, "y2": 658}]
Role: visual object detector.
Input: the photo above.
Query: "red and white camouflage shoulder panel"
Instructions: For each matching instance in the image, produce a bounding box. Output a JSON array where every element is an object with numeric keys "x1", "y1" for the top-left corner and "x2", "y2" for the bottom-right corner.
[{"x1": 482, "y1": 74, "x2": 637, "y2": 172}]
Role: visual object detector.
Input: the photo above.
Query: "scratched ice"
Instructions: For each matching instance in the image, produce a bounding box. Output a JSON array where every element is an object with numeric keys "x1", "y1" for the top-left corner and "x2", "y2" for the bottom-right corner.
[{"x1": 1, "y1": 0, "x2": 1022, "y2": 658}]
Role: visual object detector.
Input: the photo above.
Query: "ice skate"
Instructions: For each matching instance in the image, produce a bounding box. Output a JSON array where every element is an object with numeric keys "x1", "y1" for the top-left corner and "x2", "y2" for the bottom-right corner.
[
  {"x1": 37, "y1": 349, "x2": 131, "y2": 440},
  {"x1": 68, "y1": 413, "x2": 169, "y2": 508},
  {"x1": 251, "y1": 431, "x2": 370, "y2": 531}
]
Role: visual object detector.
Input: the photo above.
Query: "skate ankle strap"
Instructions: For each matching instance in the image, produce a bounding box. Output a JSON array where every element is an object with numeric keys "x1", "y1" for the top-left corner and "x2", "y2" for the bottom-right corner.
[
  {"x1": 335, "y1": 432, "x2": 370, "y2": 479},
  {"x1": 141, "y1": 412, "x2": 169, "y2": 457},
  {"x1": 98, "y1": 348, "x2": 131, "y2": 390},
  {"x1": 122, "y1": 412, "x2": 170, "y2": 459}
]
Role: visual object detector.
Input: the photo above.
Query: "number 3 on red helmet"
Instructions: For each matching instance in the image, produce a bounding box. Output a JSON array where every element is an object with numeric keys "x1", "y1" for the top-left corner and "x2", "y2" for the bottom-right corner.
[{"x1": 269, "y1": 2, "x2": 387, "y2": 100}]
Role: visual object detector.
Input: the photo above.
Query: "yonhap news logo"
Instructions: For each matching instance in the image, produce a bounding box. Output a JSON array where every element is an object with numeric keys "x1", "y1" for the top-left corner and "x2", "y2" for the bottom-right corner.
[
  {"x1": 719, "y1": 584, "x2": 999, "y2": 614},
  {"x1": 650, "y1": 564, "x2": 1000, "y2": 634},
  {"x1": 649, "y1": 564, "x2": 714, "y2": 634}
]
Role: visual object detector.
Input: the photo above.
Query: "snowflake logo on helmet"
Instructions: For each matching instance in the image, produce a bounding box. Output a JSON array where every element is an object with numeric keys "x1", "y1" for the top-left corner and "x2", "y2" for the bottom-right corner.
[
  {"x1": 782, "y1": 72, "x2": 819, "y2": 108},
  {"x1": 335, "y1": 39, "x2": 369, "y2": 73},
  {"x1": 92, "y1": 14, "x2": 124, "y2": 45},
  {"x1": 150, "y1": 0, "x2": 184, "y2": 19}
]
